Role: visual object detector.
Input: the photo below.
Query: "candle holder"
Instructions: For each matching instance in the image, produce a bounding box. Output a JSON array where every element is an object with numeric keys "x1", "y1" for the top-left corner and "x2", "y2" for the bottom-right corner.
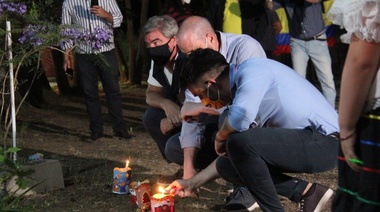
[
  {"x1": 112, "y1": 161, "x2": 132, "y2": 194},
  {"x1": 129, "y1": 180, "x2": 152, "y2": 211}
]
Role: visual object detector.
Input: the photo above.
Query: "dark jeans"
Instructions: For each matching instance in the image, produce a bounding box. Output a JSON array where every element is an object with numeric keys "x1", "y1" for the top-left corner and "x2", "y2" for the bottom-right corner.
[
  {"x1": 165, "y1": 115, "x2": 219, "y2": 169},
  {"x1": 143, "y1": 106, "x2": 181, "y2": 162},
  {"x1": 75, "y1": 50, "x2": 124, "y2": 134},
  {"x1": 216, "y1": 126, "x2": 338, "y2": 212}
]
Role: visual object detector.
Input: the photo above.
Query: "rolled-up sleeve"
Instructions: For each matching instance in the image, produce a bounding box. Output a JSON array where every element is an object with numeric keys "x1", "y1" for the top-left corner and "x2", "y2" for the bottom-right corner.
[
  {"x1": 179, "y1": 121, "x2": 205, "y2": 149},
  {"x1": 109, "y1": 0, "x2": 123, "y2": 28},
  {"x1": 61, "y1": 1, "x2": 73, "y2": 50}
]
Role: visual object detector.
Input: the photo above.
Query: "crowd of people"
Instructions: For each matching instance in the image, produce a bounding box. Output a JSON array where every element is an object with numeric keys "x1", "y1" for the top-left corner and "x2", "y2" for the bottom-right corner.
[{"x1": 60, "y1": 0, "x2": 380, "y2": 211}]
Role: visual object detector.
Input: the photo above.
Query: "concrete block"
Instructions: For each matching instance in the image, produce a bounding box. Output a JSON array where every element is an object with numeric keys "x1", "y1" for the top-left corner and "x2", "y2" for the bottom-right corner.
[{"x1": 6, "y1": 159, "x2": 65, "y2": 196}]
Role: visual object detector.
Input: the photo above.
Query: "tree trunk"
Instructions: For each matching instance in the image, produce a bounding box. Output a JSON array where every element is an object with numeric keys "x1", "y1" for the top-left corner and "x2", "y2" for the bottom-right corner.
[
  {"x1": 133, "y1": 0, "x2": 149, "y2": 85},
  {"x1": 124, "y1": 0, "x2": 136, "y2": 85}
]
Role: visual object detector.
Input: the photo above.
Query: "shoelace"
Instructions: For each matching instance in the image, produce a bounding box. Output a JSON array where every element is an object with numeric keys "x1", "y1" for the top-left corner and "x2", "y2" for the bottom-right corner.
[{"x1": 299, "y1": 199, "x2": 305, "y2": 212}]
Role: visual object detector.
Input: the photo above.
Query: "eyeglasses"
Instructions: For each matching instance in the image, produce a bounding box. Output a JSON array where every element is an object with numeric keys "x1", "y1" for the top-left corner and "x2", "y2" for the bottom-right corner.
[{"x1": 205, "y1": 83, "x2": 220, "y2": 101}]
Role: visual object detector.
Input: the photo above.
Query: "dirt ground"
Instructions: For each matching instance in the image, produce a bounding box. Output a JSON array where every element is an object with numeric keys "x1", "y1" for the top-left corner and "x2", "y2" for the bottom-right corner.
[{"x1": 11, "y1": 85, "x2": 338, "y2": 212}]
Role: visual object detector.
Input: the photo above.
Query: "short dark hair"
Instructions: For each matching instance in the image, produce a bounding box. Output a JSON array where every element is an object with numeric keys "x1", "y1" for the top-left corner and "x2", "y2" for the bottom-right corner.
[{"x1": 179, "y1": 48, "x2": 228, "y2": 89}]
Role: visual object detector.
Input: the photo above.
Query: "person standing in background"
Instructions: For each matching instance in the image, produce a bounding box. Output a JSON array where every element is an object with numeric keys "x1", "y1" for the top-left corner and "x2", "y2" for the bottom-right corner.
[
  {"x1": 327, "y1": 1, "x2": 380, "y2": 211},
  {"x1": 275, "y1": 0, "x2": 337, "y2": 108},
  {"x1": 207, "y1": 0, "x2": 282, "y2": 58},
  {"x1": 164, "y1": 0, "x2": 193, "y2": 26},
  {"x1": 61, "y1": 0, "x2": 132, "y2": 142}
]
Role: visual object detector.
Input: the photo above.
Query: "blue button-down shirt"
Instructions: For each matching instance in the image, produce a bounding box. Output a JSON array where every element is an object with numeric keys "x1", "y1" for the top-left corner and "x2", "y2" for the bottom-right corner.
[
  {"x1": 180, "y1": 32, "x2": 266, "y2": 149},
  {"x1": 228, "y1": 58, "x2": 338, "y2": 134}
]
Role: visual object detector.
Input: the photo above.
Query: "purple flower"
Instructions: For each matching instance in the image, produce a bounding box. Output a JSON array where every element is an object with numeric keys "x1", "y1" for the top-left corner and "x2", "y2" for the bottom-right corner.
[
  {"x1": 18, "y1": 24, "x2": 46, "y2": 47},
  {"x1": 61, "y1": 26, "x2": 113, "y2": 51},
  {"x1": 0, "y1": 1, "x2": 27, "y2": 16}
]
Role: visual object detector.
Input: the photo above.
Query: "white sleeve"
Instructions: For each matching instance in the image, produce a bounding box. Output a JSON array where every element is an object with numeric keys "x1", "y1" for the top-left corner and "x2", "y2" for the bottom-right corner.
[
  {"x1": 184, "y1": 89, "x2": 201, "y2": 103},
  {"x1": 147, "y1": 61, "x2": 163, "y2": 87}
]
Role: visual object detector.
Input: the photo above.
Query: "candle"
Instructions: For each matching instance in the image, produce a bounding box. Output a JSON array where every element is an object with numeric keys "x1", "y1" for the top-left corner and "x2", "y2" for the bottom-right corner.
[
  {"x1": 150, "y1": 187, "x2": 175, "y2": 212},
  {"x1": 112, "y1": 160, "x2": 132, "y2": 194}
]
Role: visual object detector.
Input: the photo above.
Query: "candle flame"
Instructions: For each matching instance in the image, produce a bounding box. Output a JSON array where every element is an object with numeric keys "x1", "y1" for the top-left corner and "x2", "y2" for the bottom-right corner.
[
  {"x1": 125, "y1": 160, "x2": 129, "y2": 168},
  {"x1": 159, "y1": 186, "x2": 165, "y2": 194}
]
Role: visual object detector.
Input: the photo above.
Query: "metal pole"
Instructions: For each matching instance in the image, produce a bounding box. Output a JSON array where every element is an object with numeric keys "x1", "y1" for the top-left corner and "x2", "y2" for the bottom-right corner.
[{"x1": 6, "y1": 21, "x2": 17, "y2": 161}]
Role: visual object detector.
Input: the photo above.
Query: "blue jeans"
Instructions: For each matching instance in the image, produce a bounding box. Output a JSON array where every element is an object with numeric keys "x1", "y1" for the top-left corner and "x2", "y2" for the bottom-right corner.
[
  {"x1": 143, "y1": 106, "x2": 181, "y2": 162},
  {"x1": 290, "y1": 37, "x2": 336, "y2": 108},
  {"x1": 165, "y1": 115, "x2": 219, "y2": 169},
  {"x1": 216, "y1": 125, "x2": 338, "y2": 212},
  {"x1": 75, "y1": 50, "x2": 124, "y2": 134}
]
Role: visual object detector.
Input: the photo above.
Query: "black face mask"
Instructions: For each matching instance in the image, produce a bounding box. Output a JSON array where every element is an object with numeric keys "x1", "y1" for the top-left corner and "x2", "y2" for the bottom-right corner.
[{"x1": 148, "y1": 37, "x2": 173, "y2": 66}]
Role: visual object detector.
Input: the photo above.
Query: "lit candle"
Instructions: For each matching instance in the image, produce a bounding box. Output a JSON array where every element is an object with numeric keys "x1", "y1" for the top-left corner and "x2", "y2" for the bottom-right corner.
[
  {"x1": 112, "y1": 160, "x2": 132, "y2": 195},
  {"x1": 150, "y1": 187, "x2": 175, "y2": 212}
]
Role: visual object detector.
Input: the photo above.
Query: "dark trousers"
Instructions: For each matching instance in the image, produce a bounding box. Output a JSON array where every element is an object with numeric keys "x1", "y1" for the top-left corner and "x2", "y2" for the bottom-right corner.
[
  {"x1": 143, "y1": 106, "x2": 181, "y2": 162},
  {"x1": 216, "y1": 126, "x2": 338, "y2": 212},
  {"x1": 75, "y1": 50, "x2": 124, "y2": 134},
  {"x1": 165, "y1": 115, "x2": 219, "y2": 169}
]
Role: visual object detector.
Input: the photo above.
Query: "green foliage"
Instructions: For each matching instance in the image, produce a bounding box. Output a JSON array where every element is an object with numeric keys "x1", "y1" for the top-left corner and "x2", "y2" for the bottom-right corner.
[
  {"x1": 0, "y1": 147, "x2": 34, "y2": 211},
  {"x1": 0, "y1": 1, "x2": 62, "y2": 210}
]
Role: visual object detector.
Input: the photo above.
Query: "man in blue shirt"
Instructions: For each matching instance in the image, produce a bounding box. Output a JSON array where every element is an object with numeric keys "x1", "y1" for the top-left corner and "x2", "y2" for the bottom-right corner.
[
  {"x1": 164, "y1": 16, "x2": 266, "y2": 211},
  {"x1": 168, "y1": 48, "x2": 339, "y2": 212}
]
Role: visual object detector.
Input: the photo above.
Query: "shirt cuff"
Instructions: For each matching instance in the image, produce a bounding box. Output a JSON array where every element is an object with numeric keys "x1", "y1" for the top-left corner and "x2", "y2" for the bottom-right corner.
[{"x1": 179, "y1": 121, "x2": 205, "y2": 149}]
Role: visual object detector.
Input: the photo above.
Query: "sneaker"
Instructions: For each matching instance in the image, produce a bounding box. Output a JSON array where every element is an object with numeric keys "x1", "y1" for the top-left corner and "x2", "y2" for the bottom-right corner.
[
  {"x1": 222, "y1": 186, "x2": 259, "y2": 211},
  {"x1": 299, "y1": 183, "x2": 334, "y2": 212}
]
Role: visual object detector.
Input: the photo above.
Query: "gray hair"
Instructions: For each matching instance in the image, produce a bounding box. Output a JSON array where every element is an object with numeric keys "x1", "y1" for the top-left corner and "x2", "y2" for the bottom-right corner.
[{"x1": 143, "y1": 15, "x2": 178, "y2": 38}]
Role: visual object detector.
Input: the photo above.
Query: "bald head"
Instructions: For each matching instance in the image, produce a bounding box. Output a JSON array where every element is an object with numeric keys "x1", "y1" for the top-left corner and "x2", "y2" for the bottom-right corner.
[{"x1": 177, "y1": 16, "x2": 218, "y2": 54}]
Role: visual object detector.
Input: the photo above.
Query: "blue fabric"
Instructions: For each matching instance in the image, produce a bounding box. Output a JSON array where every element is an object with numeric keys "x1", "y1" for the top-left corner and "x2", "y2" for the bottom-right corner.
[
  {"x1": 290, "y1": 37, "x2": 336, "y2": 107},
  {"x1": 227, "y1": 58, "x2": 338, "y2": 134},
  {"x1": 216, "y1": 125, "x2": 338, "y2": 211},
  {"x1": 277, "y1": 0, "x2": 326, "y2": 39},
  {"x1": 143, "y1": 106, "x2": 181, "y2": 162}
]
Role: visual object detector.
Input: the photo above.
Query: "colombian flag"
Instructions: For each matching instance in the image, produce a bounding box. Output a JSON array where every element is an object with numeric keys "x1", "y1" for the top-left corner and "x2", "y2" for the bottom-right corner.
[{"x1": 273, "y1": 0, "x2": 337, "y2": 55}]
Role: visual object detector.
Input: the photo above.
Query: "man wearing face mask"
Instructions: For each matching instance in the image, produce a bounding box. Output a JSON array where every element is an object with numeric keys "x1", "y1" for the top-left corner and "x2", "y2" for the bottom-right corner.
[
  {"x1": 142, "y1": 15, "x2": 185, "y2": 164},
  {"x1": 143, "y1": 15, "x2": 221, "y2": 174},
  {"x1": 164, "y1": 16, "x2": 267, "y2": 211}
]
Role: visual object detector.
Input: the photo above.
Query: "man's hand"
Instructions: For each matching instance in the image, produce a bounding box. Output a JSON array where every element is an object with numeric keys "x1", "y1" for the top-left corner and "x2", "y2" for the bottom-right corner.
[
  {"x1": 163, "y1": 102, "x2": 182, "y2": 128},
  {"x1": 165, "y1": 179, "x2": 198, "y2": 198},
  {"x1": 341, "y1": 134, "x2": 362, "y2": 172},
  {"x1": 63, "y1": 50, "x2": 71, "y2": 71},
  {"x1": 215, "y1": 138, "x2": 227, "y2": 157},
  {"x1": 160, "y1": 118, "x2": 176, "y2": 134},
  {"x1": 90, "y1": 6, "x2": 113, "y2": 23},
  {"x1": 181, "y1": 102, "x2": 219, "y2": 121}
]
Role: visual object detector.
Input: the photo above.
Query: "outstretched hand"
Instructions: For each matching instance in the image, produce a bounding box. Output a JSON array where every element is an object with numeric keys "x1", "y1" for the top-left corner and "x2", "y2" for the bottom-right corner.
[{"x1": 165, "y1": 179, "x2": 198, "y2": 198}]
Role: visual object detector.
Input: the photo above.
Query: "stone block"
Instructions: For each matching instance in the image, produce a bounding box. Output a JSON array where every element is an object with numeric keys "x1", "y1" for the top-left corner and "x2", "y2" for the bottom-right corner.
[{"x1": 6, "y1": 159, "x2": 65, "y2": 196}]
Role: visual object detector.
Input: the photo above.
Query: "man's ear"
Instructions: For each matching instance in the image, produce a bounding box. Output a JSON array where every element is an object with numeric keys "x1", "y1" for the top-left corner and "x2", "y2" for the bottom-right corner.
[
  {"x1": 206, "y1": 79, "x2": 217, "y2": 87},
  {"x1": 171, "y1": 35, "x2": 177, "y2": 44},
  {"x1": 206, "y1": 33, "x2": 215, "y2": 44}
]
